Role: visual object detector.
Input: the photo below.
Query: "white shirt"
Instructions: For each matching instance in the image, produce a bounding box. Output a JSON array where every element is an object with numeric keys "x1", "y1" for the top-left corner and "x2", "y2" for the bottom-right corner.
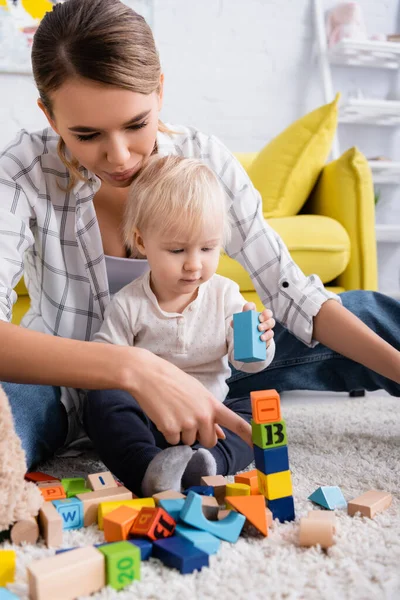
[
  {"x1": 93, "y1": 272, "x2": 275, "y2": 402},
  {"x1": 0, "y1": 124, "x2": 339, "y2": 443}
]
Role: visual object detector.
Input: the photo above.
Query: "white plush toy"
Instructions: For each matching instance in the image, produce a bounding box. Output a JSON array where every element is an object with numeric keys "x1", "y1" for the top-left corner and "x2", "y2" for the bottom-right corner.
[{"x1": 326, "y1": 2, "x2": 368, "y2": 48}]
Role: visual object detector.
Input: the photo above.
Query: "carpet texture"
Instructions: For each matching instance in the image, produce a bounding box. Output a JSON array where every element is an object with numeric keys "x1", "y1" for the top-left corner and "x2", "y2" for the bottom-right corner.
[{"x1": 2, "y1": 395, "x2": 399, "y2": 600}]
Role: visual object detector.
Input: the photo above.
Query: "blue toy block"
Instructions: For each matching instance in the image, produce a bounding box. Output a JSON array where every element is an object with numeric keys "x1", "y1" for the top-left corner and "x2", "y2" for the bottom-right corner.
[
  {"x1": 158, "y1": 499, "x2": 186, "y2": 521},
  {"x1": 128, "y1": 539, "x2": 153, "y2": 561},
  {"x1": 253, "y1": 444, "x2": 289, "y2": 475},
  {"x1": 52, "y1": 497, "x2": 84, "y2": 530},
  {"x1": 152, "y1": 537, "x2": 209, "y2": 574},
  {"x1": 55, "y1": 547, "x2": 77, "y2": 554},
  {"x1": 267, "y1": 496, "x2": 295, "y2": 523},
  {"x1": 175, "y1": 524, "x2": 220, "y2": 555},
  {"x1": 183, "y1": 486, "x2": 214, "y2": 496},
  {"x1": 0, "y1": 589, "x2": 19, "y2": 599},
  {"x1": 308, "y1": 486, "x2": 347, "y2": 510},
  {"x1": 233, "y1": 310, "x2": 266, "y2": 363},
  {"x1": 180, "y1": 491, "x2": 245, "y2": 543}
]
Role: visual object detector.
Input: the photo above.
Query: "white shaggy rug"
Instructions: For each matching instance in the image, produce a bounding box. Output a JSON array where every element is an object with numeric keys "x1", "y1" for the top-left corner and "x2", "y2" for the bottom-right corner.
[{"x1": 2, "y1": 394, "x2": 399, "y2": 600}]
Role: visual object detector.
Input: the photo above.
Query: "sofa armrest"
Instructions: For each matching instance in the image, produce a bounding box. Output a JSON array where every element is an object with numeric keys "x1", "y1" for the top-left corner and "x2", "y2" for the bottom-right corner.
[{"x1": 304, "y1": 147, "x2": 377, "y2": 291}]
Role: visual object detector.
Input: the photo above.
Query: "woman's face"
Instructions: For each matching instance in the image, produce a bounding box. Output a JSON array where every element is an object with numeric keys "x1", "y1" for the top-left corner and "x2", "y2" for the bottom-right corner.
[{"x1": 40, "y1": 77, "x2": 163, "y2": 188}]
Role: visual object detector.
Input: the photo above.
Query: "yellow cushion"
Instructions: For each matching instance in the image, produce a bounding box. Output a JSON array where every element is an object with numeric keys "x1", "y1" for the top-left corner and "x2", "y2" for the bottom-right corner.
[
  {"x1": 247, "y1": 94, "x2": 339, "y2": 218},
  {"x1": 306, "y1": 147, "x2": 377, "y2": 291}
]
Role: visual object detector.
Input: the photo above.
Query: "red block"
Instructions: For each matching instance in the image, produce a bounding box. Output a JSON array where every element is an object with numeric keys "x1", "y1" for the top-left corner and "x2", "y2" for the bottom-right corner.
[{"x1": 130, "y1": 507, "x2": 176, "y2": 541}]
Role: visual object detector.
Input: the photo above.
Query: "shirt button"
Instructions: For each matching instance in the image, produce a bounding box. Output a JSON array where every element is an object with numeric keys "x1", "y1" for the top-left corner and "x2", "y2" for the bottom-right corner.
[{"x1": 282, "y1": 281, "x2": 289, "y2": 288}]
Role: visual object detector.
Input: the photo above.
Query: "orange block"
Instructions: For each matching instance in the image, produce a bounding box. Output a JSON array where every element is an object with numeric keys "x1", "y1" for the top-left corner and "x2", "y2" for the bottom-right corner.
[
  {"x1": 224, "y1": 494, "x2": 268, "y2": 536},
  {"x1": 40, "y1": 484, "x2": 66, "y2": 501},
  {"x1": 234, "y1": 469, "x2": 260, "y2": 495},
  {"x1": 25, "y1": 472, "x2": 60, "y2": 484},
  {"x1": 130, "y1": 507, "x2": 176, "y2": 541},
  {"x1": 103, "y1": 506, "x2": 139, "y2": 542},
  {"x1": 251, "y1": 390, "x2": 281, "y2": 424}
]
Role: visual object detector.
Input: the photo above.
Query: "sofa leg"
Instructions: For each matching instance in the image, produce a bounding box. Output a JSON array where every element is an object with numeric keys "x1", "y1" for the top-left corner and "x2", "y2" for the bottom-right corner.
[{"x1": 349, "y1": 389, "x2": 365, "y2": 397}]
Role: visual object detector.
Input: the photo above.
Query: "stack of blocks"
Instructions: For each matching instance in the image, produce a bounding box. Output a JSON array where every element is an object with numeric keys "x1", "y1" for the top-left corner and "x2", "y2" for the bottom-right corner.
[{"x1": 251, "y1": 389, "x2": 295, "y2": 523}]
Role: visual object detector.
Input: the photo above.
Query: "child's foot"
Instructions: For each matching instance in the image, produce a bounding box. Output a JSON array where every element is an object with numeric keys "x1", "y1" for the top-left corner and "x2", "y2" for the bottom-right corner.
[
  {"x1": 182, "y1": 448, "x2": 217, "y2": 489},
  {"x1": 141, "y1": 445, "x2": 194, "y2": 497}
]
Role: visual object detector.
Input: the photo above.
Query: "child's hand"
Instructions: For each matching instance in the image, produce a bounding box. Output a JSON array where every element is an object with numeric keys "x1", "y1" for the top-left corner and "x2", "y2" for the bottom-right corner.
[{"x1": 232, "y1": 302, "x2": 275, "y2": 347}]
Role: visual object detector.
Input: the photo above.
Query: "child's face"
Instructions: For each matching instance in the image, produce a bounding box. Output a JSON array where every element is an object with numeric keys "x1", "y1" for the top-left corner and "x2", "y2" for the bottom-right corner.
[{"x1": 136, "y1": 221, "x2": 223, "y2": 299}]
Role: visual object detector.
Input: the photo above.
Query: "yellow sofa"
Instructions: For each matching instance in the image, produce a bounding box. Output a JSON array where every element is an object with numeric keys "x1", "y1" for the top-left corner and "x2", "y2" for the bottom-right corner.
[{"x1": 11, "y1": 147, "x2": 377, "y2": 324}]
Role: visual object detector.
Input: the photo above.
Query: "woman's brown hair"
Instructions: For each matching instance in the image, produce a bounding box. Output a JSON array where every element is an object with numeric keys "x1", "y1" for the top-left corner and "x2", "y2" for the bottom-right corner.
[{"x1": 31, "y1": 0, "x2": 168, "y2": 189}]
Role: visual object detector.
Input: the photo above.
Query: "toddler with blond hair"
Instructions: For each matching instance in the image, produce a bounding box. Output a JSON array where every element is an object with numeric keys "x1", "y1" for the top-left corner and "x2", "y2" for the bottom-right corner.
[{"x1": 84, "y1": 155, "x2": 276, "y2": 496}]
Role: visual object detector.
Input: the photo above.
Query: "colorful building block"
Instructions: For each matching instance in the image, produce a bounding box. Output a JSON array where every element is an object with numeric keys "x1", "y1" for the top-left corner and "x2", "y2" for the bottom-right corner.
[
  {"x1": 38, "y1": 501, "x2": 63, "y2": 548},
  {"x1": 257, "y1": 470, "x2": 292, "y2": 501},
  {"x1": 308, "y1": 510, "x2": 337, "y2": 532},
  {"x1": 347, "y1": 490, "x2": 392, "y2": 518},
  {"x1": 252, "y1": 419, "x2": 287, "y2": 449},
  {"x1": 0, "y1": 588, "x2": 19, "y2": 599},
  {"x1": 10, "y1": 517, "x2": 39, "y2": 545},
  {"x1": 27, "y1": 546, "x2": 105, "y2": 600},
  {"x1": 251, "y1": 389, "x2": 281, "y2": 424},
  {"x1": 201, "y1": 496, "x2": 219, "y2": 520},
  {"x1": 175, "y1": 524, "x2": 221, "y2": 555},
  {"x1": 103, "y1": 506, "x2": 139, "y2": 542},
  {"x1": 76, "y1": 486, "x2": 132, "y2": 526},
  {"x1": 225, "y1": 482, "x2": 251, "y2": 509},
  {"x1": 158, "y1": 499, "x2": 186, "y2": 521},
  {"x1": 88, "y1": 471, "x2": 118, "y2": 491},
  {"x1": 308, "y1": 486, "x2": 347, "y2": 510},
  {"x1": 130, "y1": 507, "x2": 176, "y2": 541},
  {"x1": 253, "y1": 444, "x2": 289, "y2": 475},
  {"x1": 39, "y1": 484, "x2": 66, "y2": 502},
  {"x1": 183, "y1": 486, "x2": 214, "y2": 496},
  {"x1": 233, "y1": 310, "x2": 266, "y2": 362},
  {"x1": 152, "y1": 537, "x2": 209, "y2": 574},
  {"x1": 200, "y1": 475, "x2": 227, "y2": 505},
  {"x1": 234, "y1": 469, "x2": 259, "y2": 495},
  {"x1": 180, "y1": 491, "x2": 245, "y2": 543},
  {"x1": 0, "y1": 551, "x2": 15, "y2": 586},
  {"x1": 98, "y1": 497, "x2": 155, "y2": 530},
  {"x1": 267, "y1": 496, "x2": 295, "y2": 523},
  {"x1": 25, "y1": 472, "x2": 59, "y2": 484},
  {"x1": 152, "y1": 490, "x2": 186, "y2": 505},
  {"x1": 52, "y1": 497, "x2": 84, "y2": 530},
  {"x1": 128, "y1": 539, "x2": 153, "y2": 561},
  {"x1": 224, "y1": 494, "x2": 269, "y2": 536},
  {"x1": 97, "y1": 541, "x2": 140, "y2": 590},
  {"x1": 61, "y1": 477, "x2": 89, "y2": 497},
  {"x1": 298, "y1": 517, "x2": 335, "y2": 549}
]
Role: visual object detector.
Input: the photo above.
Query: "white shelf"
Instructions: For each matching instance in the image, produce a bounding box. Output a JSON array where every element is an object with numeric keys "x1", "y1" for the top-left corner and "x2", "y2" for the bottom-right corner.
[
  {"x1": 328, "y1": 39, "x2": 400, "y2": 69},
  {"x1": 338, "y1": 98, "x2": 400, "y2": 126},
  {"x1": 375, "y1": 224, "x2": 400, "y2": 242},
  {"x1": 369, "y1": 160, "x2": 400, "y2": 184}
]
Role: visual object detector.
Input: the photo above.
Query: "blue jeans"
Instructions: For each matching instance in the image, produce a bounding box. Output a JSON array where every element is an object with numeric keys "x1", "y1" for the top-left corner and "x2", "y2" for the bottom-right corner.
[{"x1": 4, "y1": 290, "x2": 400, "y2": 471}]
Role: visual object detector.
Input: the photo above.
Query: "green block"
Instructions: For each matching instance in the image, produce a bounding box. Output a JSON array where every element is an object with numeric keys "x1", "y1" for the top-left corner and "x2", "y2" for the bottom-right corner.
[
  {"x1": 97, "y1": 541, "x2": 141, "y2": 590},
  {"x1": 61, "y1": 477, "x2": 90, "y2": 498},
  {"x1": 251, "y1": 419, "x2": 287, "y2": 449}
]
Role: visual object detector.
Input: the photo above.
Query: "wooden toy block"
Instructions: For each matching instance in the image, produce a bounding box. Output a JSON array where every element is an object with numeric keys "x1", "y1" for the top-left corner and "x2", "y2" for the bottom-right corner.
[
  {"x1": 61, "y1": 477, "x2": 89, "y2": 497},
  {"x1": 130, "y1": 507, "x2": 176, "y2": 541},
  {"x1": 308, "y1": 486, "x2": 347, "y2": 510},
  {"x1": 103, "y1": 506, "x2": 139, "y2": 542},
  {"x1": 152, "y1": 536, "x2": 209, "y2": 574},
  {"x1": 257, "y1": 470, "x2": 292, "y2": 501},
  {"x1": 233, "y1": 310, "x2": 266, "y2": 362},
  {"x1": 128, "y1": 539, "x2": 153, "y2": 560},
  {"x1": 183, "y1": 485, "x2": 214, "y2": 496},
  {"x1": 158, "y1": 499, "x2": 186, "y2": 521},
  {"x1": 0, "y1": 588, "x2": 19, "y2": 599},
  {"x1": 0, "y1": 550, "x2": 15, "y2": 586},
  {"x1": 98, "y1": 497, "x2": 155, "y2": 530},
  {"x1": 38, "y1": 501, "x2": 63, "y2": 548},
  {"x1": 266, "y1": 507, "x2": 273, "y2": 528},
  {"x1": 251, "y1": 389, "x2": 281, "y2": 424},
  {"x1": 97, "y1": 541, "x2": 141, "y2": 590},
  {"x1": 224, "y1": 494, "x2": 268, "y2": 536},
  {"x1": 180, "y1": 491, "x2": 245, "y2": 543},
  {"x1": 87, "y1": 471, "x2": 118, "y2": 491},
  {"x1": 76, "y1": 486, "x2": 132, "y2": 526},
  {"x1": 201, "y1": 496, "x2": 219, "y2": 520},
  {"x1": 27, "y1": 546, "x2": 105, "y2": 600},
  {"x1": 253, "y1": 444, "x2": 289, "y2": 476},
  {"x1": 152, "y1": 490, "x2": 186, "y2": 505},
  {"x1": 39, "y1": 483, "x2": 66, "y2": 502},
  {"x1": 225, "y1": 482, "x2": 251, "y2": 509},
  {"x1": 348, "y1": 490, "x2": 392, "y2": 518},
  {"x1": 308, "y1": 510, "x2": 337, "y2": 532},
  {"x1": 25, "y1": 472, "x2": 59, "y2": 484},
  {"x1": 175, "y1": 524, "x2": 221, "y2": 555},
  {"x1": 252, "y1": 419, "x2": 287, "y2": 449},
  {"x1": 200, "y1": 475, "x2": 227, "y2": 504},
  {"x1": 217, "y1": 509, "x2": 231, "y2": 520},
  {"x1": 298, "y1": 517, "x2": 335, "y2": 549},
  {"x1": 52, "y1": 497, "x2": 84, "y2": 530},
  {"x1": 10, "y1": 517, "x2": 39, "y2": 545},
  {"x1": 267, "y1": 496, "x2": 295, "y2": 523},
  {"x1": 234, "y1": 469, "x2": 259, "y2": 495}
]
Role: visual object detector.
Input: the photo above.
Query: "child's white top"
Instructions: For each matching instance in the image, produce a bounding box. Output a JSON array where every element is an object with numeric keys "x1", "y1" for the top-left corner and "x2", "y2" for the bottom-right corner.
[
  {"x1": 0, "y1": 125, "x2": 339, "y2": 443},
  {"x1": 93, "y1": 272, "x2": 275, "y2": 402}
]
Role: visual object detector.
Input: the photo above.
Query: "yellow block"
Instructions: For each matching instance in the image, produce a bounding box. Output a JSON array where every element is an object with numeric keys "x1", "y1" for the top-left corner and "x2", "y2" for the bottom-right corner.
[
  {"x1": 98, "y1": 498, "x2": 155, "y2": 530},
  {"x1": 257, "y1": 470, "x2": 293, "y2": 501},
  {"x1": 225, "y1": 483, "x2": 251, "y2": 509},
  {"x1": 0, "y1": 549, "x2": 16, "y2": 586}
]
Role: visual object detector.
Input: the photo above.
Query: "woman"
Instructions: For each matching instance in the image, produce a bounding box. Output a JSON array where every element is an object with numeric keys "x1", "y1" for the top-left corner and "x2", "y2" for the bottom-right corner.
[{"x1": 0, "y1": 0, "x2": 399, "y2": 471}]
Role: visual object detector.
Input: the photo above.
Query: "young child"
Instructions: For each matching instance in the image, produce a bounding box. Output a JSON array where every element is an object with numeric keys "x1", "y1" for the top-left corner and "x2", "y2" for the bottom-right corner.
[{"x1": 85, "y1": 155, "x2": 276, "y2": 497}]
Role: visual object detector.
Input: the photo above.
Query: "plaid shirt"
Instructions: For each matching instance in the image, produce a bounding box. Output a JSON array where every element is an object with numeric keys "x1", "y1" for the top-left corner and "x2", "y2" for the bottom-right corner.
[{"x1": 0, "y1": 125, "x2": 339, "y2": 443}]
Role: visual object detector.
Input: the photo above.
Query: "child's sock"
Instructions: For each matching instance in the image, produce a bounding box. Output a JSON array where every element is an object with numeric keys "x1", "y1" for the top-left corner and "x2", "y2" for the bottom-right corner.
[
  {"x1": 141, "y1": 445, "x2": 194, "y2": 497},
  {"x1": 181, "y1": 448, "x2": 217, "y2": 489}
]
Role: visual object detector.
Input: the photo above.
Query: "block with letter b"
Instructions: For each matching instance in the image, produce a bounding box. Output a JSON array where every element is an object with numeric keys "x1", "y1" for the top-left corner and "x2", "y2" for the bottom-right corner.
[{"x1": 252, "y1": 419, "x2": 287, "y2": 449}]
